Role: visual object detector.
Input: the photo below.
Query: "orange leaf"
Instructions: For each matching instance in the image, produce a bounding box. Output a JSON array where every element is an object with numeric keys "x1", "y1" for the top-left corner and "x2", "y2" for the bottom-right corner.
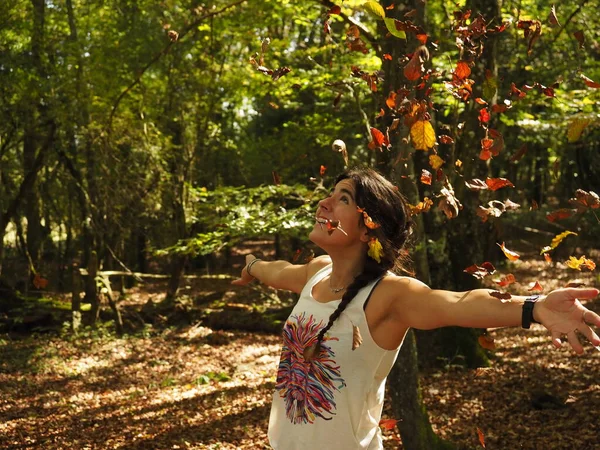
[
  {"x1": 369, "y1": 127, "x2": 389, "y2": 150},
  {"x1": 565, "y1": 256, "x2": 596, "y2": 271},
  {"x1": 454, "y1": 60, "x2": 471, "y2": 79},
  {"x1": 352, "y1": 324, "x2": 363, "y2": 350},
  {"x1": 429, "y1": 154, "x2": 444, "y2": 170},
  {"x1": 464, "y1": 262, "x2": 496, "y2": 279},
  {"x1": 477, "y1": 427, "x2": 486, "y2": 448},
  {"x1": 420, "y1": 169, "x2": 432, "y2": 185},
  {"x1": 439, "y1": 135, "x2": 454, "y2": 144},
  {"x1": 383, "y1": 53, "x2": 393, "y2": 61},
  {"x1": 544, "y1": 253, "x2": 552, "y2": 263},
  {"x1": 475, "y1": 97, "x2": 488, "y2": 105},
  {"x1": 528, "y1": 281, "x2": 544, "y2": 292},
  {"x1": 320, "y1": 165, "x2": 327, "y2": 177},
  {"x1": 386, "y1": 92, "x2": 397, "y2": 109},
  {"x1": 379, "y1": 418, "x2": 398, "y2": 430},
  {"x1": 478, "y1": 335, "x2": 496, "y2": 350},
  {"x1": 497, "y1": 242, "x2": 520, "y2": 261},
  {"x1": 486, "y1": 177, "x2": 514, "y2": 191},
  {"x1": 494, "y1": 273, "x2": 516, "y2": 287}
]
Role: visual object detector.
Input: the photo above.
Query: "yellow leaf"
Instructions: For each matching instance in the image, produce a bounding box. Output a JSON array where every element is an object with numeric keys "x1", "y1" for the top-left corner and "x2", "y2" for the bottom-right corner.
[
  {"x1": 363, "y1": 1, "x2": 386, "y2": 19},
  {"x1": 567, "y1": 117, "x2": 591, "y2": 142},
  {"x1": 410, "y1": 120, "x2": 436, "y2": 150},
  {"x1": 367, "y1": 237, "x2": 384, "y2": 263},
  {"x1": 497, "y1": 242, "x2": 520, "y2": 261},
  {"x1": 429, "y1": 154, "x2": 444, "y2": 170},
  {"x1": 565, "y1": 255, "x2": 596, "y2": 271},
  {"x1": 549, "y1": 230, "x2": 577, "y2": 251}
]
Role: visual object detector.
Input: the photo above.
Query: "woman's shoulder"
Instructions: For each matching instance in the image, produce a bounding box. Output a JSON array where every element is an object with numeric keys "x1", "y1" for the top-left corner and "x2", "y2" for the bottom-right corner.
[
  {"x1": 377, "y1": 272, "x2": 431, "y2": 297},
  {"x1": 305, "y1": 255, "x2": 332, "y2": 279}
]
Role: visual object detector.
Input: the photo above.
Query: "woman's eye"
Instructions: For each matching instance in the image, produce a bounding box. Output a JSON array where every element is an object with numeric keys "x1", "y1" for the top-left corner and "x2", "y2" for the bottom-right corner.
[{"x1": 341, "y1": 196, "x2": 349, "y2": 204}]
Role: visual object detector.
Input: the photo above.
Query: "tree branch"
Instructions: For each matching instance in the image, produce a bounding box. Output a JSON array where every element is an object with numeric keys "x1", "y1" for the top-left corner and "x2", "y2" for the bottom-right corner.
[{"x1": 106, "y1": 0, "x2": 247, "y2": 131}]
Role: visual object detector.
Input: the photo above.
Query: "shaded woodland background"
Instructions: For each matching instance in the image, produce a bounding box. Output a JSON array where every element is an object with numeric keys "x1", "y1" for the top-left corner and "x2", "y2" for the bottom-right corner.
[{"x1": 1, "y1": 0, "x2": 599, "y2": 449}]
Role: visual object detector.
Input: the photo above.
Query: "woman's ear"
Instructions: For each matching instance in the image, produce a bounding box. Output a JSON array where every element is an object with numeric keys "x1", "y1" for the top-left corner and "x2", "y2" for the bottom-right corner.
[{"x1": 359, "y1": 228, "x2": 371, "y2": 243}]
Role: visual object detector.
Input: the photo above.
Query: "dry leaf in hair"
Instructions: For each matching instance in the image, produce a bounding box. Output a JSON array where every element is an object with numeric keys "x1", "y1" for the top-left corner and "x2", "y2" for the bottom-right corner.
[{"x1": 352, "y1": 324, "x2": 363, "y2": 350}]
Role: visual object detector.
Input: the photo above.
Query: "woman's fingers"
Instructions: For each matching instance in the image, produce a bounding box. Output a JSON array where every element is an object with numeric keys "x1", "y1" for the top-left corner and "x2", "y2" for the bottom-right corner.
[
  {"x1": 566, "y1": 330, "x2": 584, "y2": 354},
  {"x1": 583, "y1": 308, "x2": 600, "y2": 327},
  {"x1": 551, "y1": 331, "x2": 563, "y2": 349},
  {"x1": 577, "y1": 324, "x2": 600, "y2": 348}
]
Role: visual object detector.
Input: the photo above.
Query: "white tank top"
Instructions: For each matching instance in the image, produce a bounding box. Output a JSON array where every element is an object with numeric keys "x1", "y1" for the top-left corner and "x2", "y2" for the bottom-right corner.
[{"x1": 268, "y1": 264, "x2": 403, "y2": 449}]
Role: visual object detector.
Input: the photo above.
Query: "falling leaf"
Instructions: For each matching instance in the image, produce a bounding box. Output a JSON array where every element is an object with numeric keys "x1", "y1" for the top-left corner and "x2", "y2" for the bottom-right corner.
[
  {"x1": 464, "y1": 262, "x2": 496, "y2": 279},
  {"x1": 379, "y1": 418, "x2": 398, "y2": 430},
  {"x1": 438, "y1": 185, "x2": 462, "y2": 219},
  {"x1": 328, "y1": 5, "x2": 341, "y2": 15},
  {"x1": 404, "y1": 52, "x2": 423, "y2": 81},
  {"x1": 542, "y1": 230, "x2": 578, "y2": 253},
  {"x1": 439, "y1": 135, "x2": 454, "y2": 145},
  {"x1": 573, "y1": 30, "x2": 585, "y2": 48},
  {"x1": 565, "y1": 282, "x2": 586, "y2": 288},
  {"x1": 544, "y1": 253, "x2": 552, "y2": 263},
  {"x1": 486, "y1": 177, "x2": 514, "y2": 191},
  {"x1": 477, "y1": 427, "x2": 486, "y2": 448},
  {"x1": 565, "y1": 256, "x2": 596, "y2": 271},
  {"x1": 320, "y1": 165, "x2": 327, "y2": 177},
  {"x1": 528, "y1": 281, "x2": 544, "y2": 292},
  {"x1": 409, "y1": 197, "x2": 433, "y2": 216},
  {"x1": 454, "y1": 60, "x2": 471, "y2": 79},
  {"x1": 478, "y1": 335, "x2": 496, "y2": 350},
  {"x1": 357, "y1": 207, "x2": 381, "y2": 229},
  {"x1": 478, "y1": 108, "x2": 490, "y2": 124},
  {"x1": 352, "y1": 324, "x2": 363, "y2": 350},
  {"x1": 384, "y1": 18, "x2": 407, "y2": 39},
  {"x1": 498, "y1": 242, "x2": 520, "y2": 261},
  {"x1": 410, "y1": 120, "x2": 436, "y2": 150},
  {"x1": 465, "y1": 179, "x2": 488, "y2": 191},
  {"x1": 580, "y1": 74, "x2": 600, "y2": 88},
  {"x1": 517, "y1": 19, "x2": 542, "y2": 55},
  {"x1": 510, "y1": 143, "x2": 528, "y2": 162},
  {"x1": 546, "y1": 208, "x2": 575, "y2": 222},
  {"x1": 383, "y1": 53, "x2": 393, "y2": 60},
  {"x1": 567, "y1": 117, "x2": 591, "y2": 142},
  {"x1": 272, "y1": 171, "x2": 281, "y2": 185},
  {"x1": 386, "y1": 92, "x2": 397, "y2": 109},
  {"x1": 569, "y1": 189, "x2": 600, "y2": 212},
  {"x1": 363, "y1": 1, "x2": 386, "y2": 19},
  {"x1": 332, "y1": 139, "x2": 348, "y2": 165},
  {"x1": 548, "y1": 5, "x2": 560, "y2": 27},
  {"x1": 429, "y1": 154, "x2": 444, "y2": 170},
  {"x1": 494, "y1": 273, "x2": 516, "y2": 287},
  {"x1": 271, "y1": 67, "x2": 291, "y2": 81},
  {"x1": 32, "y1": 274, "x2": 49, "y2": 290},
  {"x1": 368, "y1": 127, "x2": 390, "y2": 150},
  {"x1": 420, "y1": 169, "x2": 432, "y2": 185}
]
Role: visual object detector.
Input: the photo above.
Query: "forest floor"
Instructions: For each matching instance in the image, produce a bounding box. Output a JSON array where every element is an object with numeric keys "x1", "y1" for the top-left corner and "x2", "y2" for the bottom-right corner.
[{"x1": 1, "y1": 246, "x2": 599, "y2": 450}]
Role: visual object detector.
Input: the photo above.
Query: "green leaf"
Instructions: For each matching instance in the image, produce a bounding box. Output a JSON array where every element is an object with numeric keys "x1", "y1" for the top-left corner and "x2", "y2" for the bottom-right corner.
[
  {"x1": 363, "y1": 1, "x2": 385, "y2": 20},
  {"x1": 384, "y1": 18, "x2": 406, "y2": 39}
]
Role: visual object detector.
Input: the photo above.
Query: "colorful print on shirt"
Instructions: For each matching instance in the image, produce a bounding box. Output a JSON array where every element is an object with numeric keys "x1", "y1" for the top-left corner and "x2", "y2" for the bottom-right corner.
[{"x1": 275, "y1": 312, "x2": 347, "y2": 424}]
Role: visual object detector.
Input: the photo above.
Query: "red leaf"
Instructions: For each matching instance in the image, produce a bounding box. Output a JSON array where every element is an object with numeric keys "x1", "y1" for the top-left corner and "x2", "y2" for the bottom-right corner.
[
  {"x1": 546, "y1": 208, "x2": 575, "y2": 222},
  {"x1": 573, "y1": 30, "x2": 585, "y2": 48},
  {"x1": 420, "y1": 169, "x2": 432, "y2": 185},
  {"x1": 272, "y1": 171, "x2": 281, "y2": 185},
  {"x1": 328, "y1": 5, "x2": 341, "y2": 15},
  {"x1": 379, "y1": 418, "x2": 398, "y2": 430},
  {"x1": 404, "y1": 53, "x2": 422, "y2": 81},
  {"x1": 486, "y1": 177, "x2": 514, "y2": 191},
  {"x1": 369, "y1": 127, "x2": 389, "y2": 150},
  {"x1": 454, "y1": 61, "x2": 471, "y2": 80},
  {"x1": 548, "y1": 5, "x2": 560, "y2": 28},
  {"x1": 478, "y1": 108, "x2": 490, "y2": 124},
  {"x1": 439, "y1": 135, "x2": 455, "y2": 144},
  {"x1": 33, "y1": 274, "x2": 49, "y2": 290},
  {"x1": 528, "y1": 281, "x2": 544, "y2": 292},
  {"x1": 383, "y1": 53, "x2": 393, "y2": 61},
  {"x1": 320, "y1": 165, "x2": 327, "y2": 177},
  {"x1": 581, "y1": 74, "x2": 600, "y2": 88},
  {"x1": 494, "y1": 273, "x2": 516, "y2": 287},
  {"x1": 510, "y1": 144, "x2": 528, "y2": 162}
]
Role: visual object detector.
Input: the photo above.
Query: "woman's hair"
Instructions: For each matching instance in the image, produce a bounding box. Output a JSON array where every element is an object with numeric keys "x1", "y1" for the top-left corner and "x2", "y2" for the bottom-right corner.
[{"x1": 304, "y1": 167, "x2": 414, "y2": 360}]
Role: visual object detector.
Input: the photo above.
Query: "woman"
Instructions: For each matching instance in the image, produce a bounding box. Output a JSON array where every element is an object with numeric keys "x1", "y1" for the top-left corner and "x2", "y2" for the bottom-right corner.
[{"x1": 231, "y1": 168, "x2": 600, "y2": 449}]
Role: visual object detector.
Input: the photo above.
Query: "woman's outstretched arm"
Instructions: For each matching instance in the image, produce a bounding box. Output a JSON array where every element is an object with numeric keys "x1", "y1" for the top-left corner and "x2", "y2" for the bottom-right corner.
[
  {"x1": 383, "y1": 276, "x2": 600, "y2": 354},
  {"x1": 231, "y1": 254, "x2": 331, "y2": 294}
]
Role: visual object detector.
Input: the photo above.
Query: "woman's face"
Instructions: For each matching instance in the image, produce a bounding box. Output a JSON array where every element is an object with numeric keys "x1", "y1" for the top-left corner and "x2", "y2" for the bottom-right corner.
[{"x1": 309, "y1": 178, "x2": 368, "y2": 248}]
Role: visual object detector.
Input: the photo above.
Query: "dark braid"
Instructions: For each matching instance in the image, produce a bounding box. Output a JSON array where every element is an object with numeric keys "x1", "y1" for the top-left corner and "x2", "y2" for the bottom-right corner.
[
  {"x1": 304, "y1": 167, "x2": 414, "y2": 361},
  {"x1": 304, "y1": 259, "x2": 385, "y2": 361}
]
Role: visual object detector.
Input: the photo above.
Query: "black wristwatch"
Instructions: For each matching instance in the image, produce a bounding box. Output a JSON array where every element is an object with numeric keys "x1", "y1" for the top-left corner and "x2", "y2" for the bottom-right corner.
[{"x1": 522, "y1": 295, "x2": 541, "y2": 329}]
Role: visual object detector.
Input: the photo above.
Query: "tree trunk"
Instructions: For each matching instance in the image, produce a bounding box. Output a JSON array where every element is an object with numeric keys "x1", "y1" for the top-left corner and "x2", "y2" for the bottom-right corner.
[
  {"x1": 71, "y1": 263, "x2": 82, "y2": 332},
  {"x1": 86, "y1": 251, "x2": 99, "y2": 324},
  {"x1": 389, "y1": 330, "x2": 456, "y2": 450}
]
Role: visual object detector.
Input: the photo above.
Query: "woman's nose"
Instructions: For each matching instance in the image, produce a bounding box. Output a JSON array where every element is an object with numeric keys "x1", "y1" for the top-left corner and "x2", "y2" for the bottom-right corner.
[{"x1": 318, "y1": 198, "x2": 331, "y2": 210}]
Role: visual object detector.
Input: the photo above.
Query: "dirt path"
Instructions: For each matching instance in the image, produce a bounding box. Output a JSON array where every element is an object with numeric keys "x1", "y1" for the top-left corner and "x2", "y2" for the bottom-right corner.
[{"x1": 1, "y1": 256, "x2": 598, "y2": 449}]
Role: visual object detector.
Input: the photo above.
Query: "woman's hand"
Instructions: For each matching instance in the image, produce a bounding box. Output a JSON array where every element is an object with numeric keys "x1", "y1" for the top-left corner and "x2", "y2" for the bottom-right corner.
[
  {"x1": 534, "y1": 287, "x2": 600, "y2": 354},
  {"x1": 231, "y1": 254, "x2": 258, "y2": 286}
]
